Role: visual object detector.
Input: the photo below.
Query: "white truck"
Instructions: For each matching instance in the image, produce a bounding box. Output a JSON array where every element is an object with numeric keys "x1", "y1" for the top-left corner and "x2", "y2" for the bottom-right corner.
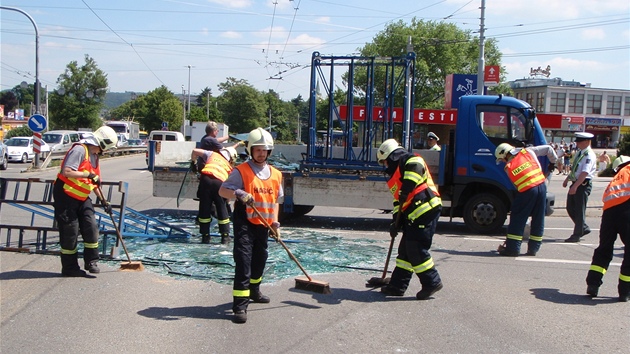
[
  {"x1": 105, "y1": 121, "x2": 140, "y2": 141},
  {"x1": 186, "y1": 121, "x2": 229, "y2": 143}
]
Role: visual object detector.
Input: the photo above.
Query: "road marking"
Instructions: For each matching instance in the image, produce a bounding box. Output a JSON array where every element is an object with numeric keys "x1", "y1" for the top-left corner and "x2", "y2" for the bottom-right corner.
[{"x1": 516, "y1": 258, "x2": 621, "y2": 267}]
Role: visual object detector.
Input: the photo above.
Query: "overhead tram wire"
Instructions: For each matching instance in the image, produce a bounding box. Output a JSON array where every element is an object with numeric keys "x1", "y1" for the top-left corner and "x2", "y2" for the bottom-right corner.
[{"x1": 81, "y1": 0, "x2": 165, "y2": 87}]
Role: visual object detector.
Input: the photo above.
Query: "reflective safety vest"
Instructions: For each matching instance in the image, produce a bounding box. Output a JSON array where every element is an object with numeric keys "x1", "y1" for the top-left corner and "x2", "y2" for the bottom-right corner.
[
  {"x1": 386, "y1": 155, "x2": 441, "y2": 220},
  {"x1": 236, "y1": 163, "x2": 282, "y2": 225},
  {"x1": 201, "y1": 151, "x2": 232, "y2": 181},
  {"x1": 505, "y1": 149, "x2": 545, "y2": 192},
  {"x1": 56, "y1": 144, "x2": 100, "y2": 201},
  {"x1": 569, "y1": 147, "x2": 592, "y2": 181},
  {"x1": 602, "y1": 165, "x2": 630, "y2": 210}
]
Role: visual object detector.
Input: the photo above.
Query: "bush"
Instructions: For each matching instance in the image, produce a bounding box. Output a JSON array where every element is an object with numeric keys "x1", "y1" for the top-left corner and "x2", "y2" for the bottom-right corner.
[{"x1": 617, "y1": 133, "x2": 630, "y2": 157}]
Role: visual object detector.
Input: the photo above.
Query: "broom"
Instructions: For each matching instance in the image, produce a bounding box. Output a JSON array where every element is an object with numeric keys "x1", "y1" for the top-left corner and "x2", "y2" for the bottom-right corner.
[
  {"x1": 250, "y1": 205, "x2": 331, "y2": 294},
  {"x1": 95, "y1": 187, "x2": 144, "y2": 271},
  {"x1": 366, "y1": 212, "x2": 400, "y2": 287}
]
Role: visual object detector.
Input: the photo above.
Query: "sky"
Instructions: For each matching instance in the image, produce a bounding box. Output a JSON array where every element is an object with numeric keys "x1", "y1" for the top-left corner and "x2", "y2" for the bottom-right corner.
[{"x1": 1, "y1": 0, "x2": 629, "y2": 102}]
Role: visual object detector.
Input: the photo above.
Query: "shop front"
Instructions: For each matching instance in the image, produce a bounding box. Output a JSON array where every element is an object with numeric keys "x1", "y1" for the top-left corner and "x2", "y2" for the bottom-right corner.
[{"x1": 585, "y1": 117, "x2": 622, "y2": 148}]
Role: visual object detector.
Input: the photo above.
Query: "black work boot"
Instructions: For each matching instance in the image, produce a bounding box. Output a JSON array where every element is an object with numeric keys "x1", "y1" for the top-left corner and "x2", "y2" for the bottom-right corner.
[
  {"x1": 221, "y1": 233, "x2": 230, "y2": 245},
  {"x1": 586, "y1": 285, "x2": 599, "y2": 297},
  {"x1": 619, "y1": 282, "x2": 630, "y2": 302},
  {"x1": 380, "y1": 285, "x2": 405, "y2": 296},
  {"x1": 201, "y1": 234, "x2": 210, "y2": 244},
  {"x1": 249, "y1": 285, "x2": 270, "y2": 303},
  {"x1": 219, "y1": 224, "x2": 231, "y2": 245},
  {"x1": 61, "y1": 254, "x2": 87, "y2": 277},
  {"x1": 416, "y1": 282, "x2": 443, "y2": 300},
  {"x1": 83, "y1": 248, "x2": 100, "y2": 274},
  {"x1": 233, "y1": 310, "x2": 247, "y2": 323}
]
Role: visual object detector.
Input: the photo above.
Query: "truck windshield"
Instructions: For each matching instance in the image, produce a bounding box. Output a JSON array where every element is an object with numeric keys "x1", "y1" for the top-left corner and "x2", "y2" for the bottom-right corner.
[
  {"x1": 477, "y1": 105, "x2": 532, "y2": 145},
  {"x1": 107, "y1": 124, "x2": 127, "y2": 134}
]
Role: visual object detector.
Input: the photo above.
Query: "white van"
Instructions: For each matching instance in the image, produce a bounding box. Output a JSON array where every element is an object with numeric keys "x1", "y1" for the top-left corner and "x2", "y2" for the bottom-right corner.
[
  {"x1": 42, "y1": 130, "x2": 81, "y2": 153},
  {"x1": 148, "y1": 130, "x2": 185, "y2": 142}
]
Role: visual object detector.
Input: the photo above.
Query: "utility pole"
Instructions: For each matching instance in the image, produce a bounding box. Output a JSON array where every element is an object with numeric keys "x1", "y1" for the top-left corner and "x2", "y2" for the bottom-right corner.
[
  {"x1": 206, "y1": 91, "x2": 210, "y2": 120},
  {"x1": 476, "y1": 0, "x2": 486, "y2": 95},
  {"x1": 269, "y1": 109, "x2": 272, "y2": 133}
]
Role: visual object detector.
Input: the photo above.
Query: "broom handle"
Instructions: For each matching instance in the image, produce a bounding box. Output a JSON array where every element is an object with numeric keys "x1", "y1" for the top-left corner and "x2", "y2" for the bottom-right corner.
[
  {"x1": 382, "y1": 212, "x2": 400, "y2": 278},
  {"x1": 250, "y1": 204, "x2": 313, "y2": 281},
  {"x1": 96, "y1": 186, "x2": 132, "y2": 264}
]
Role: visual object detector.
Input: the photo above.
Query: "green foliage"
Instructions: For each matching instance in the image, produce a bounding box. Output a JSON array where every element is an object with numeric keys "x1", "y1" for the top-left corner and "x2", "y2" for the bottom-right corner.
[
  {"x1": 139, "y1": 86, "x2": 184, "y2": 132},
  {"x1": 48, "y1": 55, "x2": 108, "y2": 131},
  {"x1": 217, "y1": 78, "x2": 267, "y2": 133},
  {"x1": 617, "y1": 133, "x2": 630, "y2": 157},
  {"x1": 358, "y1": 19, "x2": 502, "y2": 108},
  {"x1": 5, "y1": 126, "x2": 33, "y2": 139},
  {"x1": 0, "y1": 90, "x2": 19, "y2": 113}
]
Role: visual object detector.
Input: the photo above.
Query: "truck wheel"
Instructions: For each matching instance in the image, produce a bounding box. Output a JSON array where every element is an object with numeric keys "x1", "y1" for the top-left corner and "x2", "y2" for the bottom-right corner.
[
  {"x1": 462, "y1": 193, "x2": 507, "y2": 234},
  {"x1": 0, "y1": 154, "x2": 7, "y2": 170},
  {"x1": 278, "y1": 204, "x2": 314, "y2": 221}
]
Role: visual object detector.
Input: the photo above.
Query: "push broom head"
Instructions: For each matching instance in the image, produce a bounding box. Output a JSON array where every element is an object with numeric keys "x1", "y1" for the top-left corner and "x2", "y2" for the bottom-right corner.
[
  {"x1": 295, "y1": 276, "x2": 332, "y2": 294},
  {"x1": 119, "y1": 261, "x2": 144, "y2": 271}
]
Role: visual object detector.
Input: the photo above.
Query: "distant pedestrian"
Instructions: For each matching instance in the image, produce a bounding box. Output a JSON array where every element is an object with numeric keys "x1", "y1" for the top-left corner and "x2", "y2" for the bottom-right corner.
[
  {"x1": 597, "y1": 151, "x2": 611, "y2": 172},
  {"x1": 563, "y1": 132, "x2": 596, "y2": 243},
  {"x1": 555, "y1": 144, "x2": 565, "y2": 174},
  {"x1": 585, "y1": 156, "x2": 630, "y2": 302}
]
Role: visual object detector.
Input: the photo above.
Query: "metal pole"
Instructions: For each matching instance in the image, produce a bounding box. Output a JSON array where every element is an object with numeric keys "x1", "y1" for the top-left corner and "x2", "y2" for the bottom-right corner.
[
  {"x1": 1, "y1": 6, "x2": 41, "y2": 167},
  {"x1": 187, "y1": 65, "x2": 192, "y2": 120},
  {"x1": 206, "y1": 91, "x2": 210, "y2": 120},
  {"x1": 476, "y1": 0, "x2": 486, "y2": 95},
  {"x1": 269, "y1": 109, "x2": 272, "y2": 133}
]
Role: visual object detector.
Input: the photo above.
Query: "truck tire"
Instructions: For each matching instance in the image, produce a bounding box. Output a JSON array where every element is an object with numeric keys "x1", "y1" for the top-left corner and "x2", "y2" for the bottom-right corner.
[
  {"x1": 278, "y1": 204, "x2": 315, "y2": 221},
  {"x1": 462, "y1": 193, "x2": 507, "y2": 234}
]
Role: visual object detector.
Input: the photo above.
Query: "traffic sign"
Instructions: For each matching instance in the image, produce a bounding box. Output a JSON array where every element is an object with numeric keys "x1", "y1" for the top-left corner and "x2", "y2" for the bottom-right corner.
[
  {"x1": 28, "y1": 114, "x2": 47, "y2": 133},
  {"x1": 484, "y1": 65, "x2": 500, "y2": 85},
  {"x1": 162, "y1": 121, "x2": 168, "y2": 128}
]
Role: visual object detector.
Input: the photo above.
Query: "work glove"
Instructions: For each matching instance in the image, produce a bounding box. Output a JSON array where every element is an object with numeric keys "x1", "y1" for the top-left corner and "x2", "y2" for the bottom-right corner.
[
  {"x1": 102, "y1": 201, "x2": 112, "y2": 214},
  {"x1": 271, "y1": 221, "x2": 281, "y2": 240},
  {"x1": 189, "y1": 161, "x2": 196, "y2": 172},
  {"x1": 389, "y1": 222, "x2": 399, "y2": 238},
  {"x1": 234, "y1": 189, "x2": 254, "y2": 205},
  {"x1": 547, "y1": 163, "x2": 555, "y2": 174},
  {"x1": 87, "y1": 173, "x2": 101, "y2": 186},
  {"x1": 237, "y1": 141, "x2": 246, "y2": 147}
]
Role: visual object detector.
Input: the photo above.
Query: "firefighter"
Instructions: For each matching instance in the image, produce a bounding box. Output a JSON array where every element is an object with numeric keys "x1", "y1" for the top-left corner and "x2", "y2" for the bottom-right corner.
[
  {"x1": 494, "y1": 143, "x2": 557, "y2": 256},
  {"x1": 376, "y1": 139, "x2": 443, "y2": 300},
  {"x1": 219, "y1": 128, "x2": 283, "y2": 323},
  {"x1": 190, "y1": 145, "x2": 239, "y2": 245},
  {"x1": 586, "y1": 155, "x2": 630, "y2": 302},
  {"x1": 53, "y1": 126, "x2": 118, "y2": 277}
]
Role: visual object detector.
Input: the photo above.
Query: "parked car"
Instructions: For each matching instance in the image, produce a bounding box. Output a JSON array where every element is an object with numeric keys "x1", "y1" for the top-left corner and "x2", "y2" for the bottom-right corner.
[
  {"x1": 42, "y1": 130, "x2": 80, "y2": 153},
  {"x1": 116, "y1": 134, "x2": 129, "y2": 148},
  {"x1": 128, "y1": 139, "x2": 145, "y2": 146},
  {"x1": 0, "y1": 140, "x2": 7, "y2": 170},
  {"x1": 5, "y1": 136, "x2": 35, "y2": 163}
]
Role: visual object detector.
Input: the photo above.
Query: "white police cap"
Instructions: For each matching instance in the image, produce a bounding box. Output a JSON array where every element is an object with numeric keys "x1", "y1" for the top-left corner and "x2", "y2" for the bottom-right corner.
[
  {"x1": 574, "y1": 132, "x2": 594, "y2": 141},
  {"x1": 427, "y1": 132, "x2": 439, "y2": 141}
]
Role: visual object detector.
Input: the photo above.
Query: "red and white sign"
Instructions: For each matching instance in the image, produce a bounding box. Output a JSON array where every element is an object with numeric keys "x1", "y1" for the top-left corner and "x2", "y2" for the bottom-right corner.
[
  {"x1": 33, "y1": 132, "x2": 42, "y2": 154},
  {"x1": 339, "y1": 106, "x2": 458, "y2": 125},
  {"x1": 484, "y1": 65, "x2": 500, "y2": 85}
]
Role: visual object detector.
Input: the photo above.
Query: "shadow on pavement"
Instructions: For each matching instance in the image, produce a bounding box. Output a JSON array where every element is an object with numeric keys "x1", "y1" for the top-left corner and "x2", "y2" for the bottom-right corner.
[
  {"x1": 0, "y1": 269, "x2": 65, "y2": 280},
  {"x1": 137, "y1": 304, "x2": 233, "y2": 321},
  {"x1": 530, "y1": 288, "x2": 619, "y2": 305}
]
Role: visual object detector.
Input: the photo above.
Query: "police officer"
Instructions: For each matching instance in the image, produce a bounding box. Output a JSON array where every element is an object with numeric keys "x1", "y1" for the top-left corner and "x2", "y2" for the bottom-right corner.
[
  {"x1": 376, "y1": 139, "x2": 443, "y2": 300},
  {"x1": 53, "y1": 126, "x2": 118, "y2": 277},
  {"x1": 219, "y1": 128, "x2": 283, "y2": 323},
  {"x1": 563, "y1": 132, "x2": 597, "y2": 242},
  {"x1": 586, "y1": 156, "x2": 630, "y2": 302},
  {"x1": 191, "y1": 145, "x2": 239, "y2": 244},
  {"x1": 494, "y1": 143, "x2": 557, "y2": 256},
  {"x1": 426, "y1": 132, "x2": 441, "y2": 151}
]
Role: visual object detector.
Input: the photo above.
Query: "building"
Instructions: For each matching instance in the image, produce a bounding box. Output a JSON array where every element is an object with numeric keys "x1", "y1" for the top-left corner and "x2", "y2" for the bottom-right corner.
[{"x1": 509, "y1": 77, "x2": 630, "y2": 148}]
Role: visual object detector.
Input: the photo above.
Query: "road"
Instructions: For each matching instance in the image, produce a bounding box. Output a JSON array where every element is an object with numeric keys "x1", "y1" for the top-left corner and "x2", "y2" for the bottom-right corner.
[{"x1": 1, "y1": 154, "x2": 628, "y2": 353}]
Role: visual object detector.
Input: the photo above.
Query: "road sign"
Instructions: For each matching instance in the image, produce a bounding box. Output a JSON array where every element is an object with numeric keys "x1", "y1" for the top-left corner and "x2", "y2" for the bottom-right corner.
[
  {"x1": 484, "y1": 65, "x2": 500, "y2": 86},
  {"x1": 28, "y1": 114, "x2": 47, "y2": 133},
  {"x1": 162, "y1": 121, "x2": 168, "y2": 128},
  {"x1": 33, "y1": 132, "x2": 42, "y2": 154}
]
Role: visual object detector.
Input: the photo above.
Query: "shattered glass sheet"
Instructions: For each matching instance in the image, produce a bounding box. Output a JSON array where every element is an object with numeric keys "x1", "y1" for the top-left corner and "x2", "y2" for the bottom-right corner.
[{"x1": 102, "y1": 214, "x2": 390, "y2": 284}]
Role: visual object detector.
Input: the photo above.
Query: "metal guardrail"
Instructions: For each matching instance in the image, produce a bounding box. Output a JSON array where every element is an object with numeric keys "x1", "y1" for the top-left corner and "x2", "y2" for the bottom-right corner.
[{"x1": 35, "y1": 146, "x2": 147, "y2": 169}]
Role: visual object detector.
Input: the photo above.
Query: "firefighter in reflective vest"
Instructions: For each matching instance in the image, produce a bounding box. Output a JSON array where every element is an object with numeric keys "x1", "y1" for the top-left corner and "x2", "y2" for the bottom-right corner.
[
  {"x1": 376, "y1": 139, "x2": 443, "y2": 300},
  {"x1": 219, "y1": 128, "x2": 283, "y2": 323},
  {"x1": 53, "y1": 126, "x2": 118, "y2": 277},
  {"x1": 191, "y1": 145, "x2": 239, "y2": 245},
  {"x1": 586, "y1": 155, "x2": 630, "y2": 302},
  {"x1": 495, "y1": 143, "x2": 557, "y2": 256}
]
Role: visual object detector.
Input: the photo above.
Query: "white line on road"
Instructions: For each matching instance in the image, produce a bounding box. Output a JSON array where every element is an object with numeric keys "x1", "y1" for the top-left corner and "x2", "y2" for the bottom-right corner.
[{"x1": 516, "y1": 258, "x2": 621, "y2": 267}]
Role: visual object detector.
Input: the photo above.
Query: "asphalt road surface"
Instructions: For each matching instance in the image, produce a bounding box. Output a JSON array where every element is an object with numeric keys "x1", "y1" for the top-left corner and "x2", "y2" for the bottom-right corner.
[{"x1": 1, "y1": 154, "x2": 628, "y2": 353}]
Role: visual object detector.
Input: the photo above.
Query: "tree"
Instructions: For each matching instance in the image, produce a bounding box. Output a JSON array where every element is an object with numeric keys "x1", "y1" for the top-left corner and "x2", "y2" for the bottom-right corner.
[
  {"x1": 48, "y1": 55, "x2": 108, "y2": 130},
  {"x1": 138, "y1": 86, "x2": 183, "y2": 132},
  {"x1": 617, "y1": 133, "x2": 630, "y2": 157},
  {"x1": 217, "y1": 78, "x2": 267, "y2": 133},
  {"x1": 358, "y1": 19, "x2": 503, "y2": 108},
  {"x1": 193, "y1": 87, "x2": 221, "y2": 123},
  {"x1": 5, "y1": 126, "x2": 33, "y2": 139},
  {"x1": 0, "y1": 91, "x2": 19, "y2": 113}
]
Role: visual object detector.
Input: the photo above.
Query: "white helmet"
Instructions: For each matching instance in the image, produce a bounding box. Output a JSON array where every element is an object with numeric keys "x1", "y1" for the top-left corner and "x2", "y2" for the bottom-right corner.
[
  {"x1": 246, "y1": 127, "x2": 273, "y2": 156},
  {"x1": 81, "y1": 136, "x2": 100, "y2": 147},
  {"x1": 220, "y1": 147, "x2": 238, "y2": 164},
  {"x1": 377, "y1": 139, "x2": 402, "y2": 165},
  {"x1": 93, "y1": 126, "x2": 118, "y2": 151},
  {"x1": 495, "y1": 143, "x2": 515, "y2": 162},
  {"x1": 612, "y1": 155, "x2": 630, "y2": 173}
]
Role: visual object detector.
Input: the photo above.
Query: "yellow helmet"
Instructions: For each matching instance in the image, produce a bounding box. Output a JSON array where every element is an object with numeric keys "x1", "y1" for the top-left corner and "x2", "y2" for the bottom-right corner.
[
  {"x1": 495, "y1": 143, "x2": 515, "y2": 162},
  {"x1": 93, "y1": 126, "x2": 118, "y2": 151},
  {"x1": 377, "y1": 139, "x2": 402, "y2": 165},
  {"x1": 612, "y1": 155, "x2": 630, "y2": 173},
  {"x1": 223, "y1": 147, "x2": 238, "y2": 163},
  {"x1": 246, "y1": 127, "x2": 274, "y2": 156}
]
